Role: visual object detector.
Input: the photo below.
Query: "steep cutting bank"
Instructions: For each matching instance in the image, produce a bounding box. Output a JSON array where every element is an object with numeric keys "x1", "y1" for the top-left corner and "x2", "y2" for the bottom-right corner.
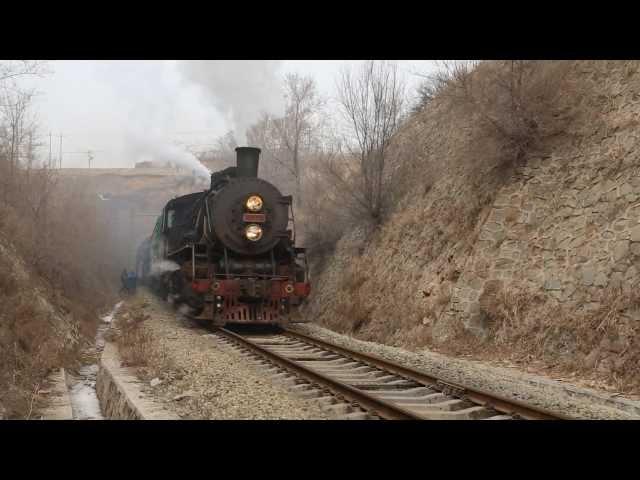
[{"x1": 303, "y1": 61, "x2": 640, "y2": 397}]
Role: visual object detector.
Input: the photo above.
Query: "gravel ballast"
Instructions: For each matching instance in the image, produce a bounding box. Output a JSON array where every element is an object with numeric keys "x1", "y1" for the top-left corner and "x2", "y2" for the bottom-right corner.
[
  {"x1": 115, "y1": 289, "x2": 640, "y2": 420},
  {"x1": 290, "y1": 324, "x2": 640, "y2": 420},
  {"x1": 119, "y1": 291, "x2": 329, "y2": 420}
]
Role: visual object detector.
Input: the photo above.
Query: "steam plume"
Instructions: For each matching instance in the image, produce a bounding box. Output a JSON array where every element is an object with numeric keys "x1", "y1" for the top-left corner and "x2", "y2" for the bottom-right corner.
[
  {"x1": 150, "y1": 259, "x2": 181, "y2": 276},
  {"x1": 124, "y1": 131, "x2": 211, "y2": 182},
  {"x1": 177, "y1": 61, "x2": 284, "y2": 144}
]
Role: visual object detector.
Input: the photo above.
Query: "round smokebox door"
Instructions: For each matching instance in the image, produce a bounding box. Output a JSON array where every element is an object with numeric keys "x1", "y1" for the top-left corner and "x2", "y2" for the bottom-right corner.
[{"x1": 211, "y1": 177, "x2": 288, "y2": 255}]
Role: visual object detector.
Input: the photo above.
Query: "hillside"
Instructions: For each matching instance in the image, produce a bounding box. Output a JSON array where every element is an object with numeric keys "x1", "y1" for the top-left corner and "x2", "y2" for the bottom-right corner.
[
  {"x1": 0, "y1": 234, "x2": 82, "y2": 418},
  {"x1": 301, "y1": 61, "x2": 640, "y2": 395}
]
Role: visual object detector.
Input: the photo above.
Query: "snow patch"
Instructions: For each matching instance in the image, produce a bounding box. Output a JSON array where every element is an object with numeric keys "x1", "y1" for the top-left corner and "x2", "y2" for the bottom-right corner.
[
  {"x1": 68, "y1": 301, "x2": 124, "y2": 420},
  {"x1": 101, "y1": 301, "x2": 124, "y2": 324}
]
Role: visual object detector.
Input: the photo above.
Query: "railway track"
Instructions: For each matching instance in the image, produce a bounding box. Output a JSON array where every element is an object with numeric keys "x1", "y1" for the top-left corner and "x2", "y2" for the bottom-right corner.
[{"x1": 209, "y1": 326, "x2": 569, "y2": 420}]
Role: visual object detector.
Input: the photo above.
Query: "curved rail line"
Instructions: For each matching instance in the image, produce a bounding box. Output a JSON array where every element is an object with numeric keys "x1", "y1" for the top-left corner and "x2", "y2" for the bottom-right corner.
[{"x1": 214, "y1": 326, "x2": 569, "y2": 420}]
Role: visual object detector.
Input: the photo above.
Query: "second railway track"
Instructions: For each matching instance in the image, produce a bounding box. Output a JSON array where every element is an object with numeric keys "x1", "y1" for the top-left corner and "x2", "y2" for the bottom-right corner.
[{"x1": 209, "y1": 326, "x2": 569, "y2": 420}]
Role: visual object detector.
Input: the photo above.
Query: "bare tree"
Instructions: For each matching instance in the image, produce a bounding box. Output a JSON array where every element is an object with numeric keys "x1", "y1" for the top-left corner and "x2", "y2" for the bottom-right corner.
[
  {"x1": 247, "y1": 73, "x2": 323, "y2": 200},
  {"x1": 0, "y1": 89, "x2": 36, "y2": 201},
  {"x1": 412, "y1": 60, "x2": 479, "y2": 111},
  {"x1": 279, "y1": 73, "x2": 323, "y2": 198},
  {"x1": 1, "y1": 90, "x2": 35, "y2": 173},
  {"x1": 215, "y1": 130, "x2": 237, "y2": 156},
  {"x1": 0, "y1": 60, "x2": 48, "y2": 185},
  {"x1": 196, "y1": 130, "x2": 237, "y2": 171},
  {"x1": 336, "y1": 60, "x2": 406, "y2": 223},
  {"x1": 0, "y1": 61, "x2": 47, "y2": 84}
]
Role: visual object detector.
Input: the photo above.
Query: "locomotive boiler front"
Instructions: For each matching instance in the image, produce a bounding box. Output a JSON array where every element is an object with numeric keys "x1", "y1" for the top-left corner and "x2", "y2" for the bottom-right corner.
[{"x1": 208, "y1": 147, "x2": 290, "y2": 256}]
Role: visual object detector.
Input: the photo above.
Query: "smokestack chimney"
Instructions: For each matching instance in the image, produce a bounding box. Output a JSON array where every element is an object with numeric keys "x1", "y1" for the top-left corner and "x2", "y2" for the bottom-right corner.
[{"x1": 235, "y1": 147, "x2": 260, "y2": 178}]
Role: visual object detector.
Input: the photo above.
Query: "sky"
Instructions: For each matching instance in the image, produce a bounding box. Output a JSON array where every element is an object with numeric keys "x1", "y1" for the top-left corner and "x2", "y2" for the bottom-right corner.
[{"x1": 23, "y1": 60, "x2": 439, "y2": 169}]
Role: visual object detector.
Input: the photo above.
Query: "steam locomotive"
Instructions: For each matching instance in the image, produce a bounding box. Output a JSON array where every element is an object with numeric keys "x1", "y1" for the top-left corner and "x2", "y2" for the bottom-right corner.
[{"x1": 136, "y1": 147, "x2": 310, "y2": 325}]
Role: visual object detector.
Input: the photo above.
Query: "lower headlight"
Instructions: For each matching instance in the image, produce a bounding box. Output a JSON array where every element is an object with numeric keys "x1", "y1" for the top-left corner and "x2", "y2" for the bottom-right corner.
[{"x1": 245, "y1": 224, "x2": 263, "y2": 241}]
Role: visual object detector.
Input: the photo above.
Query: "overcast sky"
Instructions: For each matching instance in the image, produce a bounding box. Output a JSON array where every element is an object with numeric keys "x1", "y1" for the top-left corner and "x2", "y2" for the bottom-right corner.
[{"x1": 24, "y1": 60, "x2": 438, "y2": 168}]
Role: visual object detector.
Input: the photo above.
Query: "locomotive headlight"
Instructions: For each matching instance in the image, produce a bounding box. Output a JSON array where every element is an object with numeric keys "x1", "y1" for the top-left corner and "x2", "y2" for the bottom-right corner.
[
  {"x1": 245, "y1": 224, "x2": 263, "y2": 241},
  {"x1": 246, "y1": 195, "x2": 263, "y2": 212}
]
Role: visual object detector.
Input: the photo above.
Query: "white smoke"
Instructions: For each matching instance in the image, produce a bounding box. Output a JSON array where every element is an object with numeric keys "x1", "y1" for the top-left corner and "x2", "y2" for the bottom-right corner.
[
  {"x1": 125, "y1": 130, "x2": 210, "y2": 182},
  {"x1": 177, "y1": 61, "x2": 285, "y2": 144},
  {"x1": 177, "y1": 304, "x2": 194, "y2": 316},
  {"x1": 150, "y1": 259, "x2": 181, "y2": 276},
  {"x1": 167, "y1": 293, "x2": 180, "y2": 305}
]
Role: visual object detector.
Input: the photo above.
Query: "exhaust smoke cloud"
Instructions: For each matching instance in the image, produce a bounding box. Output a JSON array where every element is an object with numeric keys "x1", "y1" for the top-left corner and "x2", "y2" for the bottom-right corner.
[
  {"x1": 124, "y1": 130, "x2": 211, "y2": 182},
  {"x1": 177, "y1": 61, "x2": 285, "y2": 144},
  {"x1": 150, "y1": 259, "x2": 181, "y2": 276}
]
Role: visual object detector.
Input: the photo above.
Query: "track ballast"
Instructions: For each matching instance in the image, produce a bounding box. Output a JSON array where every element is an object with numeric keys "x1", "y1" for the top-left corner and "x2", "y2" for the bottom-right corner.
[{"x1": 210, "y1": 326, "x2": 569, "y2": 420}]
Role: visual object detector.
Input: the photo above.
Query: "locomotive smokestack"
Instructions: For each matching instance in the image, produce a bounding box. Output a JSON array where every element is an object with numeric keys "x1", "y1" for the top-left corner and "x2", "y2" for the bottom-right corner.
[{"x1": 235, "y1": 147, "x2": 260, "y2": 178}]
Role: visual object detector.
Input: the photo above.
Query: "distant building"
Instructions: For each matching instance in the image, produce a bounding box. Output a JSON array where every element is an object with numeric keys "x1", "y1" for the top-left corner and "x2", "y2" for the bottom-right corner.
[{"x1": 134, "y1": 161, "x2": 154, "y2": 169}]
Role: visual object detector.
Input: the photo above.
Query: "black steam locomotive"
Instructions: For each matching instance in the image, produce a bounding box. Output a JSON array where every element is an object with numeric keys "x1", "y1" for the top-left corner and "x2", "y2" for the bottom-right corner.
[{"x1": 136, "y1": 147, "x2": 310, "y2": 325}]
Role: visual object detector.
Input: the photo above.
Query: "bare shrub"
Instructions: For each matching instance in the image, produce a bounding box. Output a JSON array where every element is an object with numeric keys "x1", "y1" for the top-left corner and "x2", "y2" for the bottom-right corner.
[
  {"x1": 112, "y1": 304, "x2": 153, "y2": 367},
  {"x1": 420, "y1": 61, "x2": 573, "y2": 162},
  {"x1": 0, "y1": 290, "x2": 78, "y2": 418},
  {"x1": 0, "y1": 253, "x2": 18, "y2": 296},
  {"x1": 479, "y1": 284, "x2": 545, "y2": 347},
  {"x1": 413, "y1": 61, "x2": 479, "y2": 112},
  {"x1": 326, "y1": 261, "x2": 373, "y2": 333},
  {"x1": 293, "y1": 136, "x2": 365, "y2": 273}
]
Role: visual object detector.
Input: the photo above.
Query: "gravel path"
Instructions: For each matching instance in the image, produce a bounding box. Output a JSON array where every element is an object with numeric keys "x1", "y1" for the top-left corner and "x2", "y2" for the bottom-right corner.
[
  {"x1": 124, "y1": 291, "x2": 329, "y2": 419},
  {"x1": 290, "y1": 324, "x2": 640, "y2": 419}
]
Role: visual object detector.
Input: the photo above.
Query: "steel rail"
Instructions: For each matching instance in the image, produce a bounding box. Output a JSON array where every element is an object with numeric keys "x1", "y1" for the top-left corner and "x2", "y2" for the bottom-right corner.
[
  {"x1": 216, "y1": 327, "x2": 424, "y2": 420},
  {"x1": 283, "y1": 328, "x2": 569, "y2": 420}
]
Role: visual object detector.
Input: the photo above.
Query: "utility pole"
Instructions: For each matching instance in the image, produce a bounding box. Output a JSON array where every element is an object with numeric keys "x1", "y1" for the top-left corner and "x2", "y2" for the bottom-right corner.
[
  {"x1": 58, "y1": 134, "x2": 63, "y2": 169},
  {"x1": 88, "y1": 150, "x2": 94, "y2": 169},
  {"x1": 49, "y1": 132, "x2": 52, "y2": 168}
]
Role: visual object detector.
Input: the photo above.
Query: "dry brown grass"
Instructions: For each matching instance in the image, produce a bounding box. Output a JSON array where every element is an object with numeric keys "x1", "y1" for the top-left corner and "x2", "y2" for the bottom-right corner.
[
  {"x1": 329, "y1": 262, "x2": 372, "y2": 334},
  {"x1": 415, "y1": 61, "x2": 575, "y2": 161},
  {"x1": 110, "y1": 301, "x2": 153, "y2": 367},
  {"x1": 107, "y1": 300, "x2": 178, "y2": 388},
  {"x1": 469, "y1": 282, "x2": 640, "y2": 393}
]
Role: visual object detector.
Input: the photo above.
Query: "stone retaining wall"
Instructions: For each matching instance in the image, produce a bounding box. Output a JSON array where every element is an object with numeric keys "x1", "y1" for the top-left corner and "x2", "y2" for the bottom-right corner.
[
  {"x1": 440, "y1": 64, "x2": 640, "y2": 340},
  {"x1": 446, "y1": 147, "x2": 640, "y2": 336}
]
